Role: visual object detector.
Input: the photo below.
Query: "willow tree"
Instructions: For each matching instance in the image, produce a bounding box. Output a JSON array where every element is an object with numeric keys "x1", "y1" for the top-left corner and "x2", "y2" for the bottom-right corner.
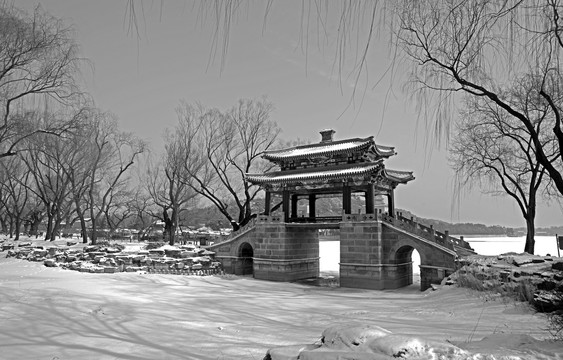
[
  {"x1": 0, "y1": 3, "x2": 83, "y2": 159},
  {"x1": 175, "y1": 98, "x2": 280, "y2": 231},
  {"x1": 396, "y1": 0, "x2": 563, "y2": 196}
]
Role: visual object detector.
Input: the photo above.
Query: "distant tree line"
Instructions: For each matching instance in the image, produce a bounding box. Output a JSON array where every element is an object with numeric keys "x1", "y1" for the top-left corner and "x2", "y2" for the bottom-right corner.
[{"x1": 397, "y1": 209, "x2": 511, "y2": 236}]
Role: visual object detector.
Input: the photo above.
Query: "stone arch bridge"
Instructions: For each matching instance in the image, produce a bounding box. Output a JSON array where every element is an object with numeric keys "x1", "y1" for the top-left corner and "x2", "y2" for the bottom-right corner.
[{"x1": 207, "y1": 213, "x2": 474, "y2": 291}]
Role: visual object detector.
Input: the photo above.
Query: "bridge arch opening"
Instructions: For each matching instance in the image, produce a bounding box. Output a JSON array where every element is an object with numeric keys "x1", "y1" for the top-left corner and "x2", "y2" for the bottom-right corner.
[
  {"x1": 394, "y1": 245, "x2": 421, "y2": 287},
  {"x1": 238, "y1": 242, "x2": 254, "y2": 276}
]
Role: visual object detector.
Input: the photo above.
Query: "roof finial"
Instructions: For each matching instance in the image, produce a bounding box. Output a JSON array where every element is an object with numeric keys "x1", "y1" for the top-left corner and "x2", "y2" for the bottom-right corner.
[{"x1": 320, "y1": 129, "x2": 336, "y2": 143}]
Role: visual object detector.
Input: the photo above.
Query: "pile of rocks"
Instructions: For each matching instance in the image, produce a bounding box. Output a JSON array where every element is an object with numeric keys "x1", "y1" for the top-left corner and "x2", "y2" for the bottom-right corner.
[
  {"x1": 444, "y1": 253, "x2": 563, "y2": 313},
  {"x1": 2, "y1": 241, "x2": 222, "y2": 276}
]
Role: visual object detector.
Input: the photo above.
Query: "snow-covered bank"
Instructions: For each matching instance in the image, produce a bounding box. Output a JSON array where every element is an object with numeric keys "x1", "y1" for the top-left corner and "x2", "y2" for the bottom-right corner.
[{"x1": 0, "y1": 252, "x2": 560, "y2": 359}]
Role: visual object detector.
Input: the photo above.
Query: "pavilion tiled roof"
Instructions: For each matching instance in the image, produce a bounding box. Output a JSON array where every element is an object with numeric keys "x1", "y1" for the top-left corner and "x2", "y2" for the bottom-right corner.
[
  {"x1": 246, "y1": 161, "x2": 413, "y2": 185},
  {"x1": 384, "y1": 169, "x2": 415, "y2": 183},
  {"x1": 262, "y1": 136, "x2": 395, "y2": 162}
]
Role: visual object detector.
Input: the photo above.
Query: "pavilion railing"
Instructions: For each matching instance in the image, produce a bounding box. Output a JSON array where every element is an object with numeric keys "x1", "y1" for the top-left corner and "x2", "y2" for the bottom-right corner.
[{"x1": 288, "y1": 216, "x2": 342, "y2": 223}]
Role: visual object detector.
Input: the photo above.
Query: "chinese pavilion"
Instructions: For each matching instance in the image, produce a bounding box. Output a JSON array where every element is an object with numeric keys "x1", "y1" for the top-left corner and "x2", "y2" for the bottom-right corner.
[
  {"x1": 246, "y1": 129, "x2": 415, "y2": 220},
  {"x1": 209, "y1": 129, "x2": 464, "y2": 290}
]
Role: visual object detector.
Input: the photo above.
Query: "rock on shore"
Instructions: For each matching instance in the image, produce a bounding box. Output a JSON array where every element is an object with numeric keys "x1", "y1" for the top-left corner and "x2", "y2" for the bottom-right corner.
[{"x1": 447, "y1": 252, "x2": 563, "y2": 313}]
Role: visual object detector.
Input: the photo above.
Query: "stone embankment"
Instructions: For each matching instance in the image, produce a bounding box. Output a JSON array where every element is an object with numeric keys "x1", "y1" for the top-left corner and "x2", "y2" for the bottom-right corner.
[
  {"x1": 1, "y1": 240, "x2": 222, "y2": 275},
  {"x1": 444, "y1": 253, "x2": 563, "y2": 313}
]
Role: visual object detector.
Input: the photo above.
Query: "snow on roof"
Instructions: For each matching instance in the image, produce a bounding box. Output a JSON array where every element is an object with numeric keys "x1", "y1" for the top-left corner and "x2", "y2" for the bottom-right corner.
[
  {"x1": 246, "y1": 161, "x2": 383, "y2": 184},
  {"x1": 246, "y1": 161, "x2": 414, "y2": 185},
  {"x1": 263, "y1": 137, "x2": 395, "y2": 161},
  {"x1": 384, "y1": 169, "x2": 415, "y2": 183}
]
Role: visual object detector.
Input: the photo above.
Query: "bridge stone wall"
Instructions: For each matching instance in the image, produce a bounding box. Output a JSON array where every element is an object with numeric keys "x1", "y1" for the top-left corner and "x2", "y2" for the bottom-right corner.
[
  {"x1": 208, "y1": 215, "x2": 319, "y2": 281},
  {"x1": 253, "y1": 222, "x2": 319, "y2": 281},
  {"x1": 209, "y1": 214, "x2": 459, "y2": 291},
  {"x1": 338, "y1": 214, "x2": 457, "y2": 291},
  {"x1": 208, "y1": 227, "x2": 256, "y2": 276},
  {"x1": 339, "y1": 219, "x2": 385, "y2": 290},
  {"x1": 382, "y1": 223, "x2": 457, "y2": 290}
]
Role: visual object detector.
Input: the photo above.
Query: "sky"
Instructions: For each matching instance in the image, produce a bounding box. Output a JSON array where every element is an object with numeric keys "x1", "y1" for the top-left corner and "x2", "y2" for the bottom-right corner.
[{"x1": 15, "y1": 0, "x2": 563, "y2": 228}]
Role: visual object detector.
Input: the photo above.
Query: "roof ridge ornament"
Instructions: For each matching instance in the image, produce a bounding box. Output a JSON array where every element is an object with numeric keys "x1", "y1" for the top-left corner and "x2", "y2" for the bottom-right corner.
[{"x1": 319, "y1": 129, "x2": 336, "y2": 143}]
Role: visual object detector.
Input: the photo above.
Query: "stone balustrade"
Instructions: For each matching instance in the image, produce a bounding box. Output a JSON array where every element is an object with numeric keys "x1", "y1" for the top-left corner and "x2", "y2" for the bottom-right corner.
[{"x1": 381, "y1": 213, "x2": 455, "y2": 250}]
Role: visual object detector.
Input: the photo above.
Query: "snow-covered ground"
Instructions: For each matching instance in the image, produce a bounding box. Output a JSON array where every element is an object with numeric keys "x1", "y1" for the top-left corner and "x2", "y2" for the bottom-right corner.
[{"x1": 0, "y1": 245, "x2": 561, "y2": 359}]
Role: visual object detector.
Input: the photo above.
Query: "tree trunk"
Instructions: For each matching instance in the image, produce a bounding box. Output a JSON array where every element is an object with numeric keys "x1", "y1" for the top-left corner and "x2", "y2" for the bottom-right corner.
[
  {"x1": 14, "y1": 218, "x2": 21, "y2": 240},
  {"x1": 30, "y1": 220, "x2": 40, "y2": 238},
  {"x1": 51, "y1": 218, "x2": 62, "y2": 241},
  {"x1": 79, "y1": 217, "x2": 88, "y2": 244},
  {"x1": 29, "y1": 211, "x2": 43, "y2": 237},
  {"x1": 91, "y1": 218, "x2": 98, "y2": 245},
  {"x1": 44, "y1": 214, "x2": 53, "y2": 241},
  {"x1": 44, "y1": 204, "x2": 55, "y2": 241},
  {"x1": 0, "y1": 216, "x2": 7, "y2": 233},
  {"x1": 230, "y1": 219, "x2": 240, "y2": 232},
  {"x1": 74, "y1": 198, "x2": 88, "y2": 243},
  {"x1": 8, "y1": 217, "x2": 13, "y2": 238},
  {"x1": 163, "y1": 209, "x2": 175, "y2": 246},
  {"x1": 524, "y1": 215, "x2": 535, "y2": 255},
  {"x1": 238, "y1": 216, "x2": 252, "y2": 229}
]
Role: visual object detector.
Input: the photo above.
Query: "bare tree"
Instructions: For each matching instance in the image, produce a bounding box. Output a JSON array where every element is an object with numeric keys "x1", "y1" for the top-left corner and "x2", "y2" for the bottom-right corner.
[
  {"x1": 0, "y1": 155, "x2": 31, "y2": 239},
  {"x1": 144, "y1": 132, "x2": 199, "y2": 245},
  {"x1": 0, "y1": 3, "x2": 83, "y2": 158},
  {"x1": 56, "y1": 110, "x2": 98, "y2": 243},
  {"x1": 101, "y1": 189, "x2": 136, "y2": 235},
  {"x1": 22, "y1": 126, "x2": 74, "y2": 241},
  {"x1": 450, "y1": 95, "x2": 558, "y2": 254},
  {"x1": 15, "y1": 108, "x2": 90, "y2": 241},
  {"x1": 128, "y1": 187, "x2": 154, "y2": 232},
  {"x1": 85, "y1": 112, "x2": 146, "y2": 244},
  {"x1": 175, "y1": 98, "x2": 280, "y2": 231}
]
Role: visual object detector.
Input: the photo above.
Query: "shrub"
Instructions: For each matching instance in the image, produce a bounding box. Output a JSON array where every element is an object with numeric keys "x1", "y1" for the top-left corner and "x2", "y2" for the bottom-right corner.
[{"x1": 456, "y1": 273, "x2": 486, "y2": 292}]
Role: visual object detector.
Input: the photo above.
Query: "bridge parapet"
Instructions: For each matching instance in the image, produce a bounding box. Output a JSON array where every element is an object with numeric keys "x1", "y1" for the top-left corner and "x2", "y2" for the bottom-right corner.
[
  {"x1": 385, "y1": 213, "x2": 473, "y2": 253},
  {"x1": 257, "y1": 214, "x2": 284, "y2": 223},
  {"x1": 381, "y1": 213, "x2": 455, "y2": 251},
  {"x1": 342, "y1": 213, "x2": 378, "y2": 222},
  {"x1": 213, "y1": 218, "x2": 258, "y2": 246},
  {"x1": 211, "y1": 213, "x2": 285, "y2": 247}
]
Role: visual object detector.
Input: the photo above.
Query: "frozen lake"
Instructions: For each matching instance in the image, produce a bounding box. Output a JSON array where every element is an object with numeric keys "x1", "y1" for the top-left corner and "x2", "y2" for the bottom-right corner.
[
  {"x1": 319, "y1": 240, "x2": 422, "y2": 275},
  {"x1": 460, "y1": 235, "x2": 560, "y2": 257},
  {"x1": 319, "y1": 235, "x2": 561, "y2": 276}
]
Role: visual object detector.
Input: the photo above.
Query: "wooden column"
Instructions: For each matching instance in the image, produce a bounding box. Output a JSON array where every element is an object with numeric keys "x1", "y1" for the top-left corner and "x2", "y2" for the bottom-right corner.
[
  {"x1": 291, "y1": 194, "x2": 298, "y2": 219},
  {"x1": 282, "y1": 189, "x2": 290, "y2": 223},
  {"x1": 388, "y1": 188, "x2": 395, "y2": 218},
  {"x1": 365, "y1": 184, "x2": 374, "y2": 214},
  {"x1": 308, "y1": 194, "x2": 316, "y2": 219},
  {"x1": 343, "y1": 185, "x2": 352, "y2": 214},
  {"x1": 264, "y1": 190, "x2": 271, "y2": 215}
]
